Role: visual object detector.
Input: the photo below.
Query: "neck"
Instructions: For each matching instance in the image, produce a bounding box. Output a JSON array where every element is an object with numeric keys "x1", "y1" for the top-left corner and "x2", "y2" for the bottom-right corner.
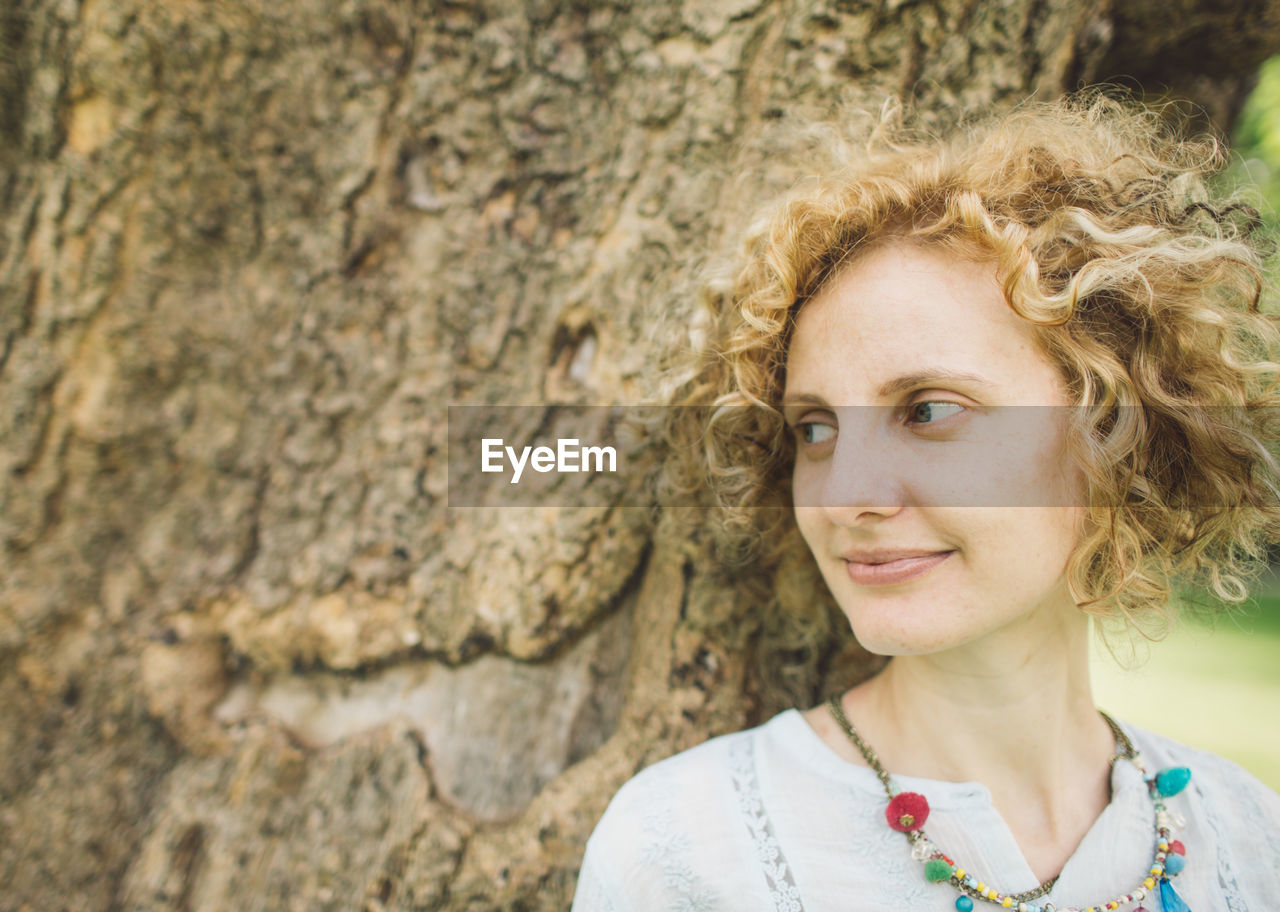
[
  {"x1": 840, "y1": 595, "x2": 1117, "y2": 855},
  {"x1": 869, "y1": 624, "x2": 1101, "y2": 779}
]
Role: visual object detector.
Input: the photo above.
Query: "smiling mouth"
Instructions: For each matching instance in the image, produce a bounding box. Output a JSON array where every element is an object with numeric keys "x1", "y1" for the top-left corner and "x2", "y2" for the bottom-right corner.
[{"x1": 843, "y1": 551, "x2": 954, "y2": 585}]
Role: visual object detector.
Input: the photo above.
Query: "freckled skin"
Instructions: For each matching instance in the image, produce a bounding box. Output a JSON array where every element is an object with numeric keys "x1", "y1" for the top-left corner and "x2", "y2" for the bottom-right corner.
[{"x1": 784, "y1": 241, "x2": 1087, "y2": 658}]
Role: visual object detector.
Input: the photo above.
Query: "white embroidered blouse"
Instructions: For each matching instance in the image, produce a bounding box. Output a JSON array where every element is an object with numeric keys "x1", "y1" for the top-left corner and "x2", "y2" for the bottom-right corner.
[{"x1": 571, "y1": 709, "x2": 1280, "y2": 912}]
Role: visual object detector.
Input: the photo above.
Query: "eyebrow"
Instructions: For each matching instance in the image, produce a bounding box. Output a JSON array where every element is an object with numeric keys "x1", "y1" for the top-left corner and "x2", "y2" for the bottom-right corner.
[
  {"x1": 782, "y1": 369, "x2": 997, "y2": 406},
  {"x1": 877, "y1": 369, "x2": 996, "y2": 398},
  {"x1": 780, "y1": 392, "x2": 829, "y2": 409}
]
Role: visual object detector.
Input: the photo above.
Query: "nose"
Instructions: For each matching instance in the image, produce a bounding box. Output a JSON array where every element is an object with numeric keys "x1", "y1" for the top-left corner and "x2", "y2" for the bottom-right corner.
[{"x1": 797, "y1": 409, "x2": 907, "y2": 526}]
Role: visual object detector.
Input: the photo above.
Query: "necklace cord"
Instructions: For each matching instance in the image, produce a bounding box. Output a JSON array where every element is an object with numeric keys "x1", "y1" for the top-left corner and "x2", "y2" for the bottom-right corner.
[
  {"x1": 825, "y1": 696, "x2": 1131, "y2": 903},
  {"x1": 824, "y1": 696, "x2": 1183, "y2": 911}
]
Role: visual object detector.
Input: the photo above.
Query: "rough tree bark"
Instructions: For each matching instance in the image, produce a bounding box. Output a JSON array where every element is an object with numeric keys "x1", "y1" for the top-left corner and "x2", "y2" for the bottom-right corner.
[{"x1": 1, "y1": 1, "x2": 1277, "y2": 910}]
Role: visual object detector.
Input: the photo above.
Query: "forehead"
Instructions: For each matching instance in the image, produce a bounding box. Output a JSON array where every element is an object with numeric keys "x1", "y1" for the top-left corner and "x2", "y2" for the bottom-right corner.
[{"x1": 784, "y1": 241, "x2": 1057, "y2": 401}]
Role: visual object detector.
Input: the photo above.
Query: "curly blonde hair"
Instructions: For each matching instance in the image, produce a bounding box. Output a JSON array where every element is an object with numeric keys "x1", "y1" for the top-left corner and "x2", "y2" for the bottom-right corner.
[{"x1": 661, "y1": 89, "x2": 1280, "y2": 635}]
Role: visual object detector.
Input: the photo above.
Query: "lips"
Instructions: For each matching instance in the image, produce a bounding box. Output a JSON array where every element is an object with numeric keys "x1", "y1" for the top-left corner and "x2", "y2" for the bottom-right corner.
[{"x1": 842, "y1": 550, "x2": 953, "y2": 586}]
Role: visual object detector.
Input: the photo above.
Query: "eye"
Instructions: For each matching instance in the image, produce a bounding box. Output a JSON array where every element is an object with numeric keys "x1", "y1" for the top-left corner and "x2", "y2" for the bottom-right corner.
[
  {"x1": 794, "y1": 419, "x2": 836, "y2": 446},
  {"x1": 904, "y1": 400, "x2": 966, "y2": 426}
]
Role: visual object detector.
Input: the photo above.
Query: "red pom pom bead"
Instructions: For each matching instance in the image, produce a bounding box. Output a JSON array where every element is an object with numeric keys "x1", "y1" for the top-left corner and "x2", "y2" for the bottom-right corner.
[
  {"x1": 885, "y1": 791, "x2": 930, "y2": 832},
  {"x1": 1168, "y1": 840, "x2": 1185, "y2": 856}
]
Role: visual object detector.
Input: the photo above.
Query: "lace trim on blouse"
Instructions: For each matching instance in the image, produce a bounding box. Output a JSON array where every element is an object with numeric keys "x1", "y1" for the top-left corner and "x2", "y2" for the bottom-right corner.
[
  {"x1": 1198, "y1": 755, "x2": 1250, "y2": 912},
  {"x1": 729, "y1": 734, "x2": 806, "y2": 911}
]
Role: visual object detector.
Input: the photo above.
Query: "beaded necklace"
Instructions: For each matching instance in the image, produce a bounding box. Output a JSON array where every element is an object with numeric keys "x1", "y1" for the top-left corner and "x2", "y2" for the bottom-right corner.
[{"x1": 826, "y1": 697, "x2": 1194, "y2": 912}]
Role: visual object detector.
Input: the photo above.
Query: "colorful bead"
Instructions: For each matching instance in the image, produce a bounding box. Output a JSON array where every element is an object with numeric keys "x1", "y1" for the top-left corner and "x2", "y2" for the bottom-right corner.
[
  {"x1": 827, "y1": 697, "x2": 1189, "y2": 912},
  {"x1": 1155, "y1": 767, "x2": 1192, "y2": 797},
  {"x1": 885, "y1": 792, "x2": 930, "y2": 832},
  {"x1": 924, "y1": 859, "x2": 952, "y2": 882}
]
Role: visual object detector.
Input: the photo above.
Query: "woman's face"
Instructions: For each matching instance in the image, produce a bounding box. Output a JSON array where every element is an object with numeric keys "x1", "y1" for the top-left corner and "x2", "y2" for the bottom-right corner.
[{"x1": 783, "y1": 241, "x2": 1087, "y2": 657}]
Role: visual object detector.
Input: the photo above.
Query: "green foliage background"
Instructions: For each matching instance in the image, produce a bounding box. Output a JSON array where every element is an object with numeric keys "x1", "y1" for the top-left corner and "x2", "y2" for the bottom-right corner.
[
  {"x1": 1221, "y1": 56, "x2": 1280, "y2": 291},
  {"x1": 1091, "y1": 584, "x2": 1280, "y2": 791},
  {"x1": 1228, "y1": 57, "x2": 1280, "y2": 213}
]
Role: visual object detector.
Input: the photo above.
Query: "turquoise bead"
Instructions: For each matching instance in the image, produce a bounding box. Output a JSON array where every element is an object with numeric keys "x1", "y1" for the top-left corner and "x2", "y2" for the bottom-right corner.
[
  {"x1": 1164, "y1": 853, "x2": 1186, "y2": 875},
  {"x1": 1156, "y1": 766, "x2": 1192, "y2": 797},
  {"x1": 955, "y1": 897, "x2": 974, "y2": 912}
]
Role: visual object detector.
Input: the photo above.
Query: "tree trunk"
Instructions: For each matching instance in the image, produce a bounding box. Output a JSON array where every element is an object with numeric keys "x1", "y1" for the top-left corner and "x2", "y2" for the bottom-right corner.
[{"x1": 1, "y1": 1, "x2": 1275, "y2": 909}]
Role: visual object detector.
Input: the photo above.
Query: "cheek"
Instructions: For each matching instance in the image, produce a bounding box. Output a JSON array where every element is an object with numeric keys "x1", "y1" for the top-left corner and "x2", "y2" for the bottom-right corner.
[
  {"x1": 1056, "y1": 507, "x2": 1087, "y2": 565},
  {"x1": 792, "y1": 505, "x2": 828, "y2": 558},
  {"x1": 790, "y1": 457, "x2": 823, "y2": 508},
  {"x1": 1041, "y1": 505, "x2": 1084, "y2": 550},
  {"x1": 791, "y1": 458, "x2": 825, "y2": 540},
  {"x1": 998, "y1": 508, "x2": 1082, "y2": 576}
]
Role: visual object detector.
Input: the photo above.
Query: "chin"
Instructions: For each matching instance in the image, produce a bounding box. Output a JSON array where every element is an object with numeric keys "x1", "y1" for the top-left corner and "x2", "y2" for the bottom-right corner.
[
  {"x1": 836, "y1": 595, "x2": 982, "y2": 657},
  {"x1": 845, "y1": 626, "x2": 961, "y2": 657}
]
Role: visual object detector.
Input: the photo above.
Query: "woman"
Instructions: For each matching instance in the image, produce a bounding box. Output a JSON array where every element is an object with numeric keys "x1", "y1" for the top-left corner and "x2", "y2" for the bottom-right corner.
[{"x1": 572, "y1": 91, "x2": 1280, "y2": 911}]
